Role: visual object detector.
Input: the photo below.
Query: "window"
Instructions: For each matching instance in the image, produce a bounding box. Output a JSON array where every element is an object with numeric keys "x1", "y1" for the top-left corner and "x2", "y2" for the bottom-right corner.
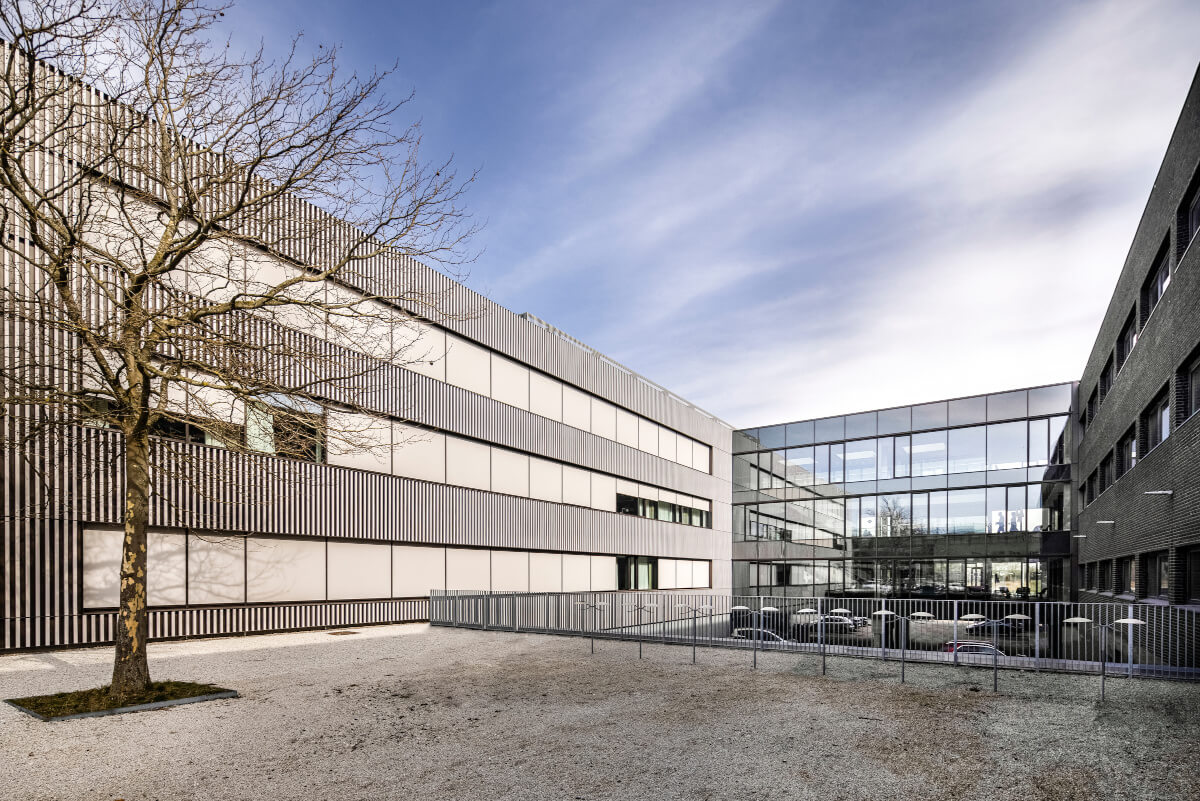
[
  {"x1": 1144, "y1": 391, "x2": 1170, "y2": 452},
  {"x1": 1188, "y1": 550, "x2": 1200, "y2": 604},
  {"x1": 616, "y1": 494, "x2": 638, "y2": 516},
  {"x1": 1189, "y1": 190, "x2": 1200, "y2": 250},
  {"x1": 1184, "y1": 352, "x2": 1200, "y2": 422},
  {"x1": 1145, "y1": 552, "x2": 1169, "y2": 599},
  {"x1": 894, "y1": 435, "x2": 911, "y2": 478},
  {"x1": 947, "y1": 426, "x2": 986, "y2": 473},
  {"x1": 911, "y1": 431, "x2": 947, "y2": 476},
  {"x1": 1099, "y1": 356, "x2": 1114, "y2": 401},
  {"x1": 1086, "y1": 388, "x2": 1098, "y2": 425},
  {"x1": 1098, "y1": 560, "x2": 1111, "y2": 593},
  {"x1": 618, "y1": 556, "x2": 657, "y2": 590},
  {"x1": 1117, "y1": 427, "x2": 1137, "y2": 478},
  {"x1": 947, "y1": 488, "x2": 986, "y2": 534},
  {"x1": 1116, "y1": 557, "x2": 1133, "y2": 595},
  {"x1": 1116, "y1": 311, "x2": 1138, "y2": 372},
  {"x1": 844, "y1": 439, "x2": 876, "y2": 482},
  {"x1": 1098, "y1": 454, "x2": 1114, "y2": 494},
  {"x1": 150, "y1": 416, "x2": 243, "y2": 449},
  {"x1": 986, "y1": 421, "x2": 1027, "y2": 471},
  {"x1": 1143, "y1": 250, "x2": 1171, "y2": 319},
  {"x1": 246, "y1": 400, "x2": 326, "y2": 462}
]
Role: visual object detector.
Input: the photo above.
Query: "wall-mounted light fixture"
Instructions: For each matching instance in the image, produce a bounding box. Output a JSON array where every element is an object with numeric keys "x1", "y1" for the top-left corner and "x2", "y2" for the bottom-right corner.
[{"x1": 1144, "y1": 490, "x2": 1174, "y2": 496}]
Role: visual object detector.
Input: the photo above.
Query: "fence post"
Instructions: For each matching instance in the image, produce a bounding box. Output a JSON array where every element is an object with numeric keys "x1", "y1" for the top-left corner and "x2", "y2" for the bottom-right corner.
[
  {"x1": 818, "y1": 595, "x2": 826, "y2": 676},
  {"x1": 1034, "y1": 603, "x2": 1040, "y2": 672},
  {"x1": 1127, "y1": 603, "x2": 1135, "y2": 678},
  {"x1": 483, "y1": 595, "x2": 489, "y2": 630},
  {"x1": 952, "y1": 600, "x2": 959, "y2": 667},
  {"x1": 512, "y1": 594, "x2": 518, "y2": 633}
]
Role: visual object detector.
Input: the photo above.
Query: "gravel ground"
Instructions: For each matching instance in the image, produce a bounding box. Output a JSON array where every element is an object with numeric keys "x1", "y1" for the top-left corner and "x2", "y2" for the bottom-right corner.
[{"x1": 1, "y1": 624, "x2": 1197, "y2": 801}]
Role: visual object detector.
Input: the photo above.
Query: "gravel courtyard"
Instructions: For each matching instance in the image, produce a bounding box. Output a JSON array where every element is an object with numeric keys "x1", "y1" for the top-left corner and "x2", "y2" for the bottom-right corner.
[{"x1": 2, "y1": 623, "x2": 1197, "y2": 801}]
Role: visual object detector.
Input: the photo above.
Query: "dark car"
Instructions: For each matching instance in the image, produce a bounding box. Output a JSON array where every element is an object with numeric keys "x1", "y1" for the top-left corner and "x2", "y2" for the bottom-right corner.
[{"x1": 964, "y1": 620, "x2": 1022, "y2": 638}]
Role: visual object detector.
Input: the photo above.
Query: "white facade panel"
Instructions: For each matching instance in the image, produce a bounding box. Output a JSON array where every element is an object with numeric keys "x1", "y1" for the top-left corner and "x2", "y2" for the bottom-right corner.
[
  {"x1": 589, "y1": 398, "x2": 617, "y2": 440},
  {"x1": 692, "y1": 560, "x2": 710, "y2": 589},
  {"x1": 562, "y1": 554, "x2": 591, "y2": 591},
  {"x1": 590, "y1": 555, "x2": 618, "y2": 591},
  {"x1": 490, "y1": 355, "x2": 530, "y2": 411},
  {"x1": 562, "y1": 465, "x2": 591, "y2": 507},
  {"x1": 562, "y1": 385, "x2": 591, "y2": 430},
  {"x1": 491, "y1": 448, "x2": 530, "y2": 497},
  {"x1": 395, "y1": 320, "x2": 447, "y2": 381},
  {"x1": 529, "y1": 458, "x2": 563, "y2": 502},
  {"x1": 246, "y1": 538, "x2": 326, "y2": 603},
  {"x1": 529, "y1": 552, "x2": 562, "y2": 592},
  {"x1": 327, "y1": 412, "x2": 392, "y2": 474},
  {"x1": 490, "y1": 550, "x2": 530, "y2": 592},
  {"x1": 615, "y1": 409, "x2": 639, "y2": 448},
  {"x1": 446, "y1": 548, "x2": 491, "y2": 591},
  {"x1": 392, "y1": 424, "x2": 446, "y2": 483},
  {"x1": 445, "y1": 436, "x2": 491, "y2": 490},
  {"x1": 148, "y1": 530, "x2": 187, "y2": 607},
  {"x1": 188, "y1": 535, "x2": 246, "y2": 605},
  {"x1": 638, "y1": 419, "x2": 658, "y2": 454},
  {"x1": 327, "y1": 541, "x2": 391, "y2": 600},
  {"x1": 445, "y1": 335, "x2": 491, "y2": 396},
  {"x1": 528, "y1": 372, "x2": 563, "y2": 421},
  {"x1": 82, "y1": 527, "x2": 122, "y2": 608},
  {"x1": 658, "y1": 429, "x2": 677, "y2": 462},
  {"x1": 392, "y1": 545, "x2": 446, "y2": 597},
  {"x1": 658, "y1": 559, "x2": 678, "y2": 590},
  {"x1": 590, "y1": 473, "x2": 617, "y2": 512}
]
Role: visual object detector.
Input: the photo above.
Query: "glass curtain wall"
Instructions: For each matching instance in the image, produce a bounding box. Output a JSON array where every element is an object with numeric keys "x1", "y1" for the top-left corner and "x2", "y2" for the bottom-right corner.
[{"x1": 734, "y1": 385, "x2": 1073, "y2": 601}]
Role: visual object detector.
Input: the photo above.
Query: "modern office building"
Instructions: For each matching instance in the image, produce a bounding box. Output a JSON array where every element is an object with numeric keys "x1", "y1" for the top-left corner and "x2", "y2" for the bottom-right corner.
[
  {"x1": 0, "y1": 47, "x2": 732, "y2": 653},
  {"x1": 1073, "y1": 64, "x2": 1200, "y2": 608},
  {"x1": 732, "y1": 384, "x2": 1075, "y2": 600},
  {"x1": 733, "y1": 64, "x2": 1200, "y2": 607}
]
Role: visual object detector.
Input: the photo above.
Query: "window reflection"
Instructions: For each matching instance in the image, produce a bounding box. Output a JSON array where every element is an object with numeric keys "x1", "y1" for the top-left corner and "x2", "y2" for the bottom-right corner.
[
  {"x1": 948, "y1": 426, "x2": 986, "y2": 473},
  {"x1": 986, "y1": 421, "x2": 1028, "y2": 470},
  {"x1": 911, "y1": 431, "x2": 947, "y2": 476},
  {"x1": 844, "y1": 439, "x2": 876, "y2": 482}
]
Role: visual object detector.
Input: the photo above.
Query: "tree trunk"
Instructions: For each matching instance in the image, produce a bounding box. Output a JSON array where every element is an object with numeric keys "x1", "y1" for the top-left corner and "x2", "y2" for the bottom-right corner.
[{"x1": 111, "y1": 432, "x2": 152, "y2": 700}]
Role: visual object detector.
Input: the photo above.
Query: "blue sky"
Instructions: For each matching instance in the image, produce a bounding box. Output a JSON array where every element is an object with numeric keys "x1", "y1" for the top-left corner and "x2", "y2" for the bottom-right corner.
[{"x1": 222, "y1": 0, "x2": 1200, "y2": 428}]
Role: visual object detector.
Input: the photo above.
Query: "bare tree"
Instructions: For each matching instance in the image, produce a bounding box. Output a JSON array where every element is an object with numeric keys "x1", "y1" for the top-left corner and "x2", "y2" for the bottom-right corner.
[{"x1": 0, "y1": 0, "x2": 476, "y2": 699}]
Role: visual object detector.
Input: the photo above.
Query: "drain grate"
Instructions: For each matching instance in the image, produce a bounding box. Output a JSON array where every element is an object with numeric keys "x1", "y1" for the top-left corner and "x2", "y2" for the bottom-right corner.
[{"x1": 327, "y1": 630, "x2": 359, "y2": 636}]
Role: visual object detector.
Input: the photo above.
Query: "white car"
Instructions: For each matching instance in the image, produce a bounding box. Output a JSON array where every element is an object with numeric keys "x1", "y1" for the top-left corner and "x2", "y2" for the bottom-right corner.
[{"x1": 731, "y1": 628, "x2": 790, "y2": 643}]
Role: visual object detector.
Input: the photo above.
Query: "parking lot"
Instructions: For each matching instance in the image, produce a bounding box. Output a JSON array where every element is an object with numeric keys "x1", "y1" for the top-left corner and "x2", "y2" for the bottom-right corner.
[{"x1": 2, "y1": 624, "x2": 1197, "y2": 801}]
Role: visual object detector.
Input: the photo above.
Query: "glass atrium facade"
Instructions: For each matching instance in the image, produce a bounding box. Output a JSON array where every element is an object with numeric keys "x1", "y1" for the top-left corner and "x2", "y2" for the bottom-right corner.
[{"x1": 733, "y1": 384, "x2": 1074, "y2": 601}]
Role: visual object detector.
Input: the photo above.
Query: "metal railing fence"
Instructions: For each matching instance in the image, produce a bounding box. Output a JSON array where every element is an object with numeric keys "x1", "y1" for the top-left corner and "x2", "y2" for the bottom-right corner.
[{"x1": 430, "y1": 591, "x2": 1200, "y2": 683}]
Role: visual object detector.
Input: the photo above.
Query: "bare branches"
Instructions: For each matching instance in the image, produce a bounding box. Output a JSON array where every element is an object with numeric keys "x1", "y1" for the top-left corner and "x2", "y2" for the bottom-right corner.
[{"x1": 1, "y1": 0, "x2": 479, "y2": 506}]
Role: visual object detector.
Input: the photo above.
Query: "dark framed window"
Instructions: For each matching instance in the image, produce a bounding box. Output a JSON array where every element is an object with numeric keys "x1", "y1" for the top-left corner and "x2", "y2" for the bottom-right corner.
[
  {"x1": 1117, "y1": 557, "x2": 1133, "y2": 595},
  {"x1": 1116, "y1": 311, "x2": 1138, "y2": 373},
  {"x1": 1183, "y1": 351, "x2": 1200, "y2": 422},
  {"x1": 1142, "y1": 250, "x2": 1171, "y2": 320},
  {"x1": 617, "y1": 556, "x2": 657, "y2": 590},
  {"x1": 1188, "y1": 550, "x2": 1200, "y2": 604},
  {"x1": 1098, "y1": 454, "x2": 1113, "y2": 494},
  {"x1": 1144, "y1": 390, "x2": 1171, "y2": 452},
  {"x1": 1117, "y1": 427, "x2": 1137, "y2": 478},
  {"x1": 1086, "y1": 388, "x2": 1098, "y2": 426},
  {"x1": 1099, "y1": 356, "x2": 1114, "y2": 401},
  {"x1": 616, "y1": 494, "x2": 638, "y2": 516},
  {"x1": 1189, "y1": 190, "x2": 1200, "y2": 250},
  {"x1": 1098, "y1": 560, "x2": 1111, "y2": 593},
  {"x1": 1145, "y1": 552, "x2": 1169, "y2": 598},
  {"x1": 150, "y1": 415, "x2": 244, "y2": 449}
]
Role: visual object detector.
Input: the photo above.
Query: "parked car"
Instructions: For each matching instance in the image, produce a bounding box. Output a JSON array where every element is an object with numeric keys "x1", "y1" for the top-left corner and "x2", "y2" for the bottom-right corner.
[
  {"x1": 965, "y1": 620, "x2": 1023, "y2": 637},
  {"x1": 794, "y1": 619, "x2": 857, "y2": 640},
  {"x1": 943, "y1": 640, "x2": 1007, "y2": 656},
  {"x1": 731, "y1": 628, "x2": 791, "y2": 643}
]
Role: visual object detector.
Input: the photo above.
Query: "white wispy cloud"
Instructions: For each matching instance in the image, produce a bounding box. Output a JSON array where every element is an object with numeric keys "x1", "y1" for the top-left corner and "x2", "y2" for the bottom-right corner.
[{"x1": 489, "y1": 0, "x2": 1200, "y2": 429}]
